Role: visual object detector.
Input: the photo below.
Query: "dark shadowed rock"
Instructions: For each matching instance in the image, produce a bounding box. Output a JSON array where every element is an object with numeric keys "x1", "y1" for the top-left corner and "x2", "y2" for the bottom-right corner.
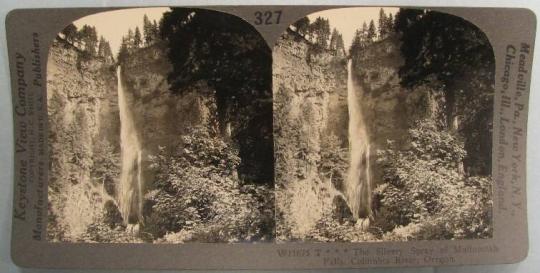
[
  {"x1": 103, "y1": 176, "x2": 116, "y2": 196},
  {"x1": 332, "y1": 195, "x2": 353, "y2": 224},
  {"x1": 103, "y1": 200, "x2": 124, "y2": 228}
]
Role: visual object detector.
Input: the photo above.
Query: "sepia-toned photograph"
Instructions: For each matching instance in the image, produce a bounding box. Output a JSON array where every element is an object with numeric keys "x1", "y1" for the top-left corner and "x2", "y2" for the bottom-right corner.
[
  {"x1": 274, "y1": 7, "x2": 494, "y2": 242},
  {"x1": 6, "y1": 2, "x2": 537, "y2": 269},
  {"x1": 46, "y1": 6, "x2": 495, "y2": 245},
  {"x1": 46, "y1": 7, "x2": 274, "y2": 243}
]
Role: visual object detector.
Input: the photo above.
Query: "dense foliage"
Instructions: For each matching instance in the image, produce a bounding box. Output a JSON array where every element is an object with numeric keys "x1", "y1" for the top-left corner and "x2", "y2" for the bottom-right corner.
[
  {"x1": 145, "y1": 127, "x2": 274, "y2": 242},
  {"x1": 378, "y1": 8, "x2": 394, "y2": 39},
  {"x1": 349, "y1": 8, "x2": 395, "y2": 58},
  {"x1": 395, "y1": 8, "x2": 495, "y2": 175},
  {"x1": 60, "y1": 24, "x2": 114, "y2": 62},
  {"x1": 319, "y1": 134, "x2": 348, "y2": 192},
  {"x1": 395, "y1": 9, "x2": 494, "y2": 90},
  {"x1": 295, "y1": 120, "x2": 492, "y2": 242},
  {"x1": 375, "y1": 120, "x2": 492, "y2": 240},
  {"x1": 292, "y1": 16, "x2": 346, "y2": 55},
  {"x1": 117, "y1": 15, "x2": 161, "y2": 63},
  {"x1": 159, "y1": 8, "x2": 274, "y2": 183},
  {"x1": 91, "y1": 140, "x2": 120, "y2": 197}
]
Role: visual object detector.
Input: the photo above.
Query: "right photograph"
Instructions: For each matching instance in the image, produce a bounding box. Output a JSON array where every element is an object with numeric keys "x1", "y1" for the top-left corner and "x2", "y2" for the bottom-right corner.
[{"x1": 273, "y1": 7, "x2": 494, "y2": 242}]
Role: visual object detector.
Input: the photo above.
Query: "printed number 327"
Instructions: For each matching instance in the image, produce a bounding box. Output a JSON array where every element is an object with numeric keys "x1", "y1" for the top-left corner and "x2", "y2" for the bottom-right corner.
[{"x1": 254, "y1": 10, "x2": 282, "y2": 25}]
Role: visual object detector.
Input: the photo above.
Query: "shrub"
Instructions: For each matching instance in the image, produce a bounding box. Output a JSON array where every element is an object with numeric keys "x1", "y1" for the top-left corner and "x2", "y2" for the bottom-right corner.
[
  {"x1": 91, "y1": 139, "x2": 120, "y2": 196},
  {"x1": 145, "y1": 127, "x2": 273, "y2": 242},
  {"x1": 319, "y1": 134, "x2": 348, "y2": 191},
  {"x1": 376, "y1": 119, "x2": 492, "y2": 239}
]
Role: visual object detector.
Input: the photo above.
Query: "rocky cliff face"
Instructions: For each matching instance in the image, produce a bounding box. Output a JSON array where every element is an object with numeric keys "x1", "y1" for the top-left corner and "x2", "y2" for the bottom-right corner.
[
  {"x1": 120, "y1": 42, "x2": 217, "y2": 191},
  {"x1": 273, "y1": 29, "x2": 348, "y2": 182},
  {"x1": 122, "y1": 44, "x2": 215, "y2": 154},
  {"x1": 273, "y1": 29, "x2": 348, "y2": 239},
  {"x1": 47, "y1": 39, "x2": 119, "y2": 240}
]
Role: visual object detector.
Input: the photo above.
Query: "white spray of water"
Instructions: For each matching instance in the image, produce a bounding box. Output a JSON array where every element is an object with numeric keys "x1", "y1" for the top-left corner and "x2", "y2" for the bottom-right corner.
[
  {"x1": 117, "y1": 66, "x2": 144, "y2": 227},
  {"x1": 345, "y1": 60, "x2": 372, "y2": 226}
]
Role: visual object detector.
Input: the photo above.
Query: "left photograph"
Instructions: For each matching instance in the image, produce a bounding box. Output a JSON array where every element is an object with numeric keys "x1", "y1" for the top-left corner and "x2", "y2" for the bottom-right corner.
[{"x1": 46, "y1": 8, "x2": 274, "y2": 243}]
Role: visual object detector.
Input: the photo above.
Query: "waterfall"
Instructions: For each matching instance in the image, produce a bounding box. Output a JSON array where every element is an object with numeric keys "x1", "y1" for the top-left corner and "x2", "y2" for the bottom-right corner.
[
  {"x1": 116, "y1": 66, "x2": 144, "y2": 227},
  {"x1": 345, "y1": 60, "x2": 372, "y2": 226}
]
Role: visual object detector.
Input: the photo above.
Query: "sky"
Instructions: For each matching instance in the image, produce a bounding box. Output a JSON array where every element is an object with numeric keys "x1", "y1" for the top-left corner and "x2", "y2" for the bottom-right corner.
[
  {"x1": 307, "y1": 7, "x2": 399, "y2": 50},
  {"x1": 74, "y1": 7, "x2": 169, "y2": 55}
]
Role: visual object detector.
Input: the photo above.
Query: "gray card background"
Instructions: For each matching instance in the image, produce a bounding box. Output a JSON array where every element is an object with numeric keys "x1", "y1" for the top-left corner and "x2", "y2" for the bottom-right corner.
[{"x1": 0, "y1": 0, "x2": 539, "y2": 272}]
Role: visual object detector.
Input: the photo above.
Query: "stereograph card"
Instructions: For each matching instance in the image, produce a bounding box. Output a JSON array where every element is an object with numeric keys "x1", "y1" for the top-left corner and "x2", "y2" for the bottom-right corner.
[{"x1": 5, "y1": 5, "x2": 536, "y2": 269}]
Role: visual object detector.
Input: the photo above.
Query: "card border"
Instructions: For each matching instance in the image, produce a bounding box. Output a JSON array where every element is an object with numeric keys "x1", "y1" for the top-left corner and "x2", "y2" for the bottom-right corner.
[{"x1": 5, "y1": 5, "x2": 536, "y2": 269}]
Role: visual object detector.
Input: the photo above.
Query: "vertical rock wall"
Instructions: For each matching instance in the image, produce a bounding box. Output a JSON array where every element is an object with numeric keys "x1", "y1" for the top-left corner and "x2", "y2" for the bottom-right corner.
[
  {"x1": 119, "y1": 42, "x2": 218, "y2": 192},
  {"x1": 273, "y1": 30, "x2": 348, "y2": 239},
  {"x1": 47, "y1": 39, "x2": 119, "y2": 240}
]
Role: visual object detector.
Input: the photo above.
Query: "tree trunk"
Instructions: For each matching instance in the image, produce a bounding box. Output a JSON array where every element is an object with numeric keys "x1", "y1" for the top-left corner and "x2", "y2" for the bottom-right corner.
[
  {"x1": 215, "y1": 91, "x2": 230, "y2": 139},
  {"x1": 445, "y1": 88, "x2": 457, "y2": 132}
]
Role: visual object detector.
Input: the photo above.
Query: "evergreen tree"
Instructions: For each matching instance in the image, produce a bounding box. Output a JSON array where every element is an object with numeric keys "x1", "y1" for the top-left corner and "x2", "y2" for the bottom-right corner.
[
  {"x1": 362, "y1": 22, "x2": 368, "y2": 32},
  {"x1": 349, "y1": 29, "x2": 363, "y2": 56},
  {"x1": 97, "y1": 36, "x2": 107, "y2": 57},
  {"x1": 378, "y1": 8, "x2": 388, "y2": 38},
  {"x1": 127, "y1": 29, "x2": 135, "y2": 49},
  {"x1": 367, "y1": 20, "x2": 376, "y2": 42},
  {"x1": 118, "y1": 36, "x2": 129, "y2": 63},
  {"x1": 311, "y1": 17, "x2": 331, "y2": 49},
  {"x1": 152, "y1": 20, "x2": 160, "y2": 41},
  {"x1": 134, "y1": 27, "x2": 142, "y2": 48},
  {"x1": 361, "y1": 22, "x2": 368, "y2": 41},
  {"x1": 103, "y1": 40, "x2": 114, "y2": 62},
  {"x1": 386, "y1": 13, "x2": 394, "y2": 35},
  {"x1": 61, "y1": 23, "x2": 78, "y2": 44},
  {"x1": 322, "y1": 19, "x2": 331, "y2": 47},
  {"x1": 293, "y1": 16, "x2": 310, "y2": 37},
  {"x1": 78, "y1": 25, "x2": 98, "y2": 55},
  {"x1": 329, "y1": 28, "x2": 339, "y2": 51},
  {"x1": 336, "y1": 33, "x2": 345, "y2": 55},
  {"x1": 329, "y1": 28, "x2": 346, "y2": 55},
  {"x1": 143, "y1": 14, "x2": 153, "y2": 45}
]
